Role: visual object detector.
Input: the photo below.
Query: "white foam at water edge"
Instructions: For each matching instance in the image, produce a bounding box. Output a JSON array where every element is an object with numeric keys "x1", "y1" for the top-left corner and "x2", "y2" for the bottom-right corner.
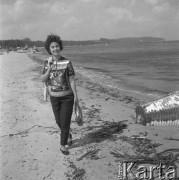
[
  {"x1": 147, "y1": 93, "x2": 161, "y2": 98},
  {"x1": 115, "y1": 86, "x2": 150, "y2": 96},
  {"x1": 75, "y1": 66, "x2": 84, "y2": 69}
]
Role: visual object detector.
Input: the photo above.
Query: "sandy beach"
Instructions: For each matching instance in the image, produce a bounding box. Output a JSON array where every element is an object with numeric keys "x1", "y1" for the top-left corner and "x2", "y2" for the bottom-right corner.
[{"x1": 0, "y1": 52, "x2": 179, "y2": 180}]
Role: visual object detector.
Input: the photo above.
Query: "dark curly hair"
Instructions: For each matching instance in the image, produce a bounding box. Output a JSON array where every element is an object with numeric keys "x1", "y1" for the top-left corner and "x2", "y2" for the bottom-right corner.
[{"x1": 44, "y1": 34, "x2": 63, "y2": 55}]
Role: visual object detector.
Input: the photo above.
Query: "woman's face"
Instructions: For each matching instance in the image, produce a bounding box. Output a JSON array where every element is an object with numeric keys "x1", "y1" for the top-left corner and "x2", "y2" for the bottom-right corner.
[{"x1": 49, "y1": 42, "x2": 60, "y2": 56}]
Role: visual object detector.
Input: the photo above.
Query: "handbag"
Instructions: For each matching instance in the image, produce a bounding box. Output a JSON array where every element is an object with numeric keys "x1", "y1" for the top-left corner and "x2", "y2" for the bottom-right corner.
[{"x1": 75, "y1": 102, "x2": 83, "y2": 126}]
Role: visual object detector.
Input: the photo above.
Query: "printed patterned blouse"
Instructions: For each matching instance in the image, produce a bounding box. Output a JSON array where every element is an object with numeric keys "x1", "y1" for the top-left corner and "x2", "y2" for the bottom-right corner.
[{"x1": 42, "y1": 56, "x2": 75, "y2": 92}]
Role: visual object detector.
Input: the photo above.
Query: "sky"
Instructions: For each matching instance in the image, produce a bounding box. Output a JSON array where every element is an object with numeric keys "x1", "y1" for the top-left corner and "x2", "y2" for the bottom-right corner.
[{"x1": 0, "y1": 0, "x2": 179, "y2": 41}]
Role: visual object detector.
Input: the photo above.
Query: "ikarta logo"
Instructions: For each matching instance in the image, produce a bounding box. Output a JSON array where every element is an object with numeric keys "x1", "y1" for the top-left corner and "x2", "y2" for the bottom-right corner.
[{"x1": 118, "y1": 162, "x2": 176, "y2": 180}]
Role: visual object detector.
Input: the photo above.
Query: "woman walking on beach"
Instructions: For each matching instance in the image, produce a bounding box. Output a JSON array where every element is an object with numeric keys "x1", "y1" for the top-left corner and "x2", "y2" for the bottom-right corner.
[{"x1": 41, "y1": 34, "x2": 79, "y2": 155}]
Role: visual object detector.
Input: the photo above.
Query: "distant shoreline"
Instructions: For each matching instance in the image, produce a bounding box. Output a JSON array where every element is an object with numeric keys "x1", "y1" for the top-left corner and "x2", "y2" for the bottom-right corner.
[{"x1": 0, "y1": 36, "x2": 167, "y2": 49}]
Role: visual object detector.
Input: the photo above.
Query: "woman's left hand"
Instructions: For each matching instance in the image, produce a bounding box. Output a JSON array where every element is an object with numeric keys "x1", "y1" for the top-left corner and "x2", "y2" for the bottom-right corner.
[
  {"x1": 74, "y1": 96, "x2": 79, "y2": 104},
  {"x1": 74, "y1": 97, "x2": 79, "y2": 111}
]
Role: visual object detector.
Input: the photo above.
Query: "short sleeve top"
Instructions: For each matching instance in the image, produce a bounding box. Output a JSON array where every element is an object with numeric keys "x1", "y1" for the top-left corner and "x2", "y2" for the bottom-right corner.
[{"x1": 42, "y1": 56, "x2": 75, "y2": 92}]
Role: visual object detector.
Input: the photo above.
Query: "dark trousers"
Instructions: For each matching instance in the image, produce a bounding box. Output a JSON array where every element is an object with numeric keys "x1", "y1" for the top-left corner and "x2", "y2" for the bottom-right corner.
[{"x1": 50, "y1": 93, "x2": 74, "y2": 146}]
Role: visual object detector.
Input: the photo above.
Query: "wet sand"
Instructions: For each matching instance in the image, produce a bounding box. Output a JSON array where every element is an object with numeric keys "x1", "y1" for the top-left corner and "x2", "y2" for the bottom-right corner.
[{"x1": 0, "y1": 52, "x2": 179, "y2": 180}]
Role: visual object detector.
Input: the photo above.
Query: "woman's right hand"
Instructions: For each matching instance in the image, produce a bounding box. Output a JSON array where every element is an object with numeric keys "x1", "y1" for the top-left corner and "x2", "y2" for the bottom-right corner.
[
  {"x1": 47, "y1": 62, "x2": 53, "y2": 71},
  {"x1": 48, "y1": 58, "x2": 53, "y2": 69}
]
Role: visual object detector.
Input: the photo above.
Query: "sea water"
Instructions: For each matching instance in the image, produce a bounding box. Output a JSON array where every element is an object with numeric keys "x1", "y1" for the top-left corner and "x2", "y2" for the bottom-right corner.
[{"x1": 45, "y1": 41, "x2": 179, "y2": 98}]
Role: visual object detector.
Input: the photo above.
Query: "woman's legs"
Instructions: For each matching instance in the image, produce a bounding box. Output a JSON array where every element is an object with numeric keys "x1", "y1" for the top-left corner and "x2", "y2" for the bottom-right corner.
[
  {"x1": 50, "y1": 96, "x2": 62, "y2": 129},
  {"x1": 50, "y1": 94, "x2": 74, "y2": 146},
  {"x1": 60, "y1": 94, "x2": 74, "y2": 146}
]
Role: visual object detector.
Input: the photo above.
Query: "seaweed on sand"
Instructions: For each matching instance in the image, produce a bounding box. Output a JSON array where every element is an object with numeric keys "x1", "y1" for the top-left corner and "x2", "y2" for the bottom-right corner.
[
  {"x1": 118, "y1": 136, "x2": 161, "y2": 156},
  {"x1": 110, "y1": 136, "x2": 179, "y2": 169},
  {"x1": 84, "y1": 121, "x2": 127, "y2": 143},
  {"x1": 65, "y1": 160, "x2": 86, "y2": 180}
]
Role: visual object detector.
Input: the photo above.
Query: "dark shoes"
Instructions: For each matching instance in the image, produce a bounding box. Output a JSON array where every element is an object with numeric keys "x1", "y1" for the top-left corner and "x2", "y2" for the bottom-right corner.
[
  {"x1": 67, "y1": 133, "x2": 72, "y2": 146},
  {"x1": 60, "y1": 148, "x2": 70, "y2": 155},
  {"x1": 60, "y1": 133, "x2": 72, "y2": 155}
]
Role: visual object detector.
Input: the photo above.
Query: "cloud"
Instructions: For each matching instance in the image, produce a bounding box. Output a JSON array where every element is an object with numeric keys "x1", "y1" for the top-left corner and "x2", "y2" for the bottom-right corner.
[
  {"x1": 145, "y1": 0, "x2": 179, "y2": 8},
  {"x1": 0, "y1": 0, "x2": 179, "y2": 40},
  {"x1": 130, "y1": 0, "x2": 136, "y2": 6},
  {"x1": 106, "y1": 7, "x2": 132, "y2": 21},
  {"x1": 62, "y1": 17, "x2": 82, "y2": 29},
  {"x1": 153, "y1": 3, "x2": 170, "y2": 13},
  {"x1": 145, "y1": 0, "x2": 160, "y2": 6},
  {"x1": 78, "y1": 0, "x2": 94, "y2": 3},
  {"x1": 49, "y1": 1, "x2": 73, "y2": 16}
]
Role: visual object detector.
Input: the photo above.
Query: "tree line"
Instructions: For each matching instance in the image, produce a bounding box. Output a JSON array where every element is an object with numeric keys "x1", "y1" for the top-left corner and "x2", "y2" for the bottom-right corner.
[
  {"x1": 0, "y1": 37, "x2": 165, "y2": 49},
  {"x1": 0, "y1": 37, "x2": 103, "y2": 49},
  {"x1": 0, "y1": 38, "x2": 44, "y2": 49}
]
